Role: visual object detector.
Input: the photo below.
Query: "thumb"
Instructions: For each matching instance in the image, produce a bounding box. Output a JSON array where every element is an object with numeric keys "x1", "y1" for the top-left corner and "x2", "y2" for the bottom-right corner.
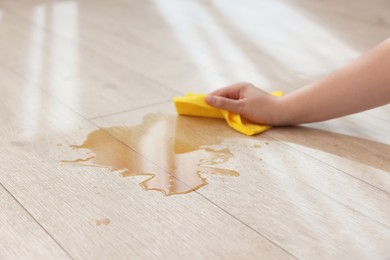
[{"x1": 206, "y1": 95, "x2": 241, "y2": 113}]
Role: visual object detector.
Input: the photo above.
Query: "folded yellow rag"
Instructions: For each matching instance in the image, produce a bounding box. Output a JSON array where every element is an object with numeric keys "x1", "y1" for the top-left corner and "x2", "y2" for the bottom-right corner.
[{"x1": 173, "y1": 91, "x2": 283, "y2": 136}]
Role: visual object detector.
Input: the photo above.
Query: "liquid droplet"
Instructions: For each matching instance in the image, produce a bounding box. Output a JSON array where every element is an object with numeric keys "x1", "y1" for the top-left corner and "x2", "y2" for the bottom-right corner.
[{"x1": 93, "y1": 218, "x2": 110, "y2": 226}]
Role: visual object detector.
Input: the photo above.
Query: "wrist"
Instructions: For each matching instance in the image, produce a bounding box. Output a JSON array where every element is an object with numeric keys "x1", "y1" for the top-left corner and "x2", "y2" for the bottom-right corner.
[{"x1": 271, "y1": 95, "x2": 294, "y2": 126}]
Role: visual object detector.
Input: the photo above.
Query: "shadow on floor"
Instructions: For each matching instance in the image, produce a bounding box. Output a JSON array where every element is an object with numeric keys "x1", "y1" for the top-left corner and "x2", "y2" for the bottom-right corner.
[{"x1": 268, "y1": 125, "x2": 390, "y2": 173}]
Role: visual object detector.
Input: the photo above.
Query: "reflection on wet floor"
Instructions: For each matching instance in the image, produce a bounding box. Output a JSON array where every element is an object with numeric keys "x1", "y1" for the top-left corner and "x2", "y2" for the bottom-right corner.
[{"x1": 62, "y1": 114, "x2": 247, "y2": 196}]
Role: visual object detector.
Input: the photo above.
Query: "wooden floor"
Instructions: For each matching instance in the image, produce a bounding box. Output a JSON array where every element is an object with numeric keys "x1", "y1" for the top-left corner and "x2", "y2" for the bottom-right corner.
[{"x1": 1, "y1": 0, "x2": 390, "y2": 259}]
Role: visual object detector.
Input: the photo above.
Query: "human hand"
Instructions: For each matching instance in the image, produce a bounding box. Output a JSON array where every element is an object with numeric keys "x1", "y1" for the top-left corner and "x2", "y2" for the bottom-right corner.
[{"x1": 205, "y1": 82, "x2": 283, "y2": 125}]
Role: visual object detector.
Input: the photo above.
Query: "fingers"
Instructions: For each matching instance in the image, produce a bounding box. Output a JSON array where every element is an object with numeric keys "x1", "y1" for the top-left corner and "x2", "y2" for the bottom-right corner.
[
  {"x1": 205, "y1": 95, "x2": 242, "y2": 114},
  {"x1": 210, "y1": 82, "x2": 248, "y2": 99},
  {"x1": 206, "y1": 82, "x2": 256, "y2": 113}
]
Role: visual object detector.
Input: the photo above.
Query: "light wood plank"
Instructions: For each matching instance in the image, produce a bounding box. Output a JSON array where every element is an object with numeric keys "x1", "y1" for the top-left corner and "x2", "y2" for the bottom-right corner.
[
  {"x1": 92, "y1": 102, "x2": 390, "y2": 259},
  {"x1": 0, "y1": 9, "x2": 178, "y2": 119},
  {"x1": 5, "y1": 0, "x2": 389, "y2": 96},
  {"x1": 1, "y1": 0, "x2": 390, "y2": 259},
  {"x1": 290, "y1": 0, "x2": 390, "y2": 31},
  {"x1": 266, "y1": 111, "x2": 390, "y2": 192},
  {"x1": 307, "y1": 112, "x2": 390, "y2": 145},
  {"x1": 0, "y1": 67, "x2": 292, "y2": 259},
  {"x1": 0, "y1": 184, "x2": 70, "y2": 259}
]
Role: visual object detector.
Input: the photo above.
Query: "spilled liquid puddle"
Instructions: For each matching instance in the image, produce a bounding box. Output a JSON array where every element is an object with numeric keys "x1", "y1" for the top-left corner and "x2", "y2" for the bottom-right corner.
[{"x1": 62, "y1": 114, "x2": 242, "y2": 196}]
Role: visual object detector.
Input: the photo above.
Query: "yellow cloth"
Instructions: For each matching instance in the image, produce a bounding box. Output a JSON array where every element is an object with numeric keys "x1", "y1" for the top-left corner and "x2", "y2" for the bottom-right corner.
[{"x1": 173, "y1": 91, "x2": 283, "y2": 136}]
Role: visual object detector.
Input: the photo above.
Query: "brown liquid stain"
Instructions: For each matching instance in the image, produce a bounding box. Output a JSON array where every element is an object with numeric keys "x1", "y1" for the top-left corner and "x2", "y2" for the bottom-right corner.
[
  {"x1": 93, "y1": 218, "x2": 110, "y2": 226},
  {"x1": 62, "y1": 114, "x2": 240, "y2": 196}
]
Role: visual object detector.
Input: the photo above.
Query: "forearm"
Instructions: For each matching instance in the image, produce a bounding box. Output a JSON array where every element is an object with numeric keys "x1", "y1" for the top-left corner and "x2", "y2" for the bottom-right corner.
[{"x1": 277, "y1": 38, "x2": 390, "y2": 125}]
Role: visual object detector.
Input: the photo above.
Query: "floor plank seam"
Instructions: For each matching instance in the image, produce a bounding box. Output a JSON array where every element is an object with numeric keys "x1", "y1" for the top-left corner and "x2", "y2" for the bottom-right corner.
[
  {"x1": 195, "y1": 190, "x2": 299, "y2": 259},
  {"x1": 88, "y1": 99, "x2": 173, "y2": 121},
  {"x1": 265, "y1": 134, "x2": 390, "y2": 195},
  {"x1": 266, "y1": 161, "x2": 390, "y2": 230},
  {"x1": 5, "y1": 6, "x2": 184, "y2": 97},
  {"x1": 4, "y1": 55, "x2": 388, "y2": 252},
  {"x1": 263, "y1": 136, "x2": 390, "y2": 228},
  {"x1": 2, "y1": 1, "x2": 390, "y2": 258},
  {"x1": 83, "y1": 120, "x2": 298, "y2": 258},
  {"x1": 2, "y1": 55, "x2": 389, "y2": 254},
  {"x1": 0, "y1": 183, "x2": 75, "y2": 260}
]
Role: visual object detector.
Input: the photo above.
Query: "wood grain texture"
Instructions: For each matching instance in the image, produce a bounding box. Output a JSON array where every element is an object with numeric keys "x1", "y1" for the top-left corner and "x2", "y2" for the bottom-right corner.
[
  {"x1": 5, "y1": 0, "x2": 389, "y2": 94},
  {"x1": 92, "y1": 102, "x2": 390, "y2": 259},
  {"x1": 0, "y1": 185, "x2": 70, "y2": 259},
  {"x1": 0, "y1": 67, "x2": 292, "y2": 259},
  {"x1": 1, "y1": 0, "x2": 389, "y2": 259}
]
